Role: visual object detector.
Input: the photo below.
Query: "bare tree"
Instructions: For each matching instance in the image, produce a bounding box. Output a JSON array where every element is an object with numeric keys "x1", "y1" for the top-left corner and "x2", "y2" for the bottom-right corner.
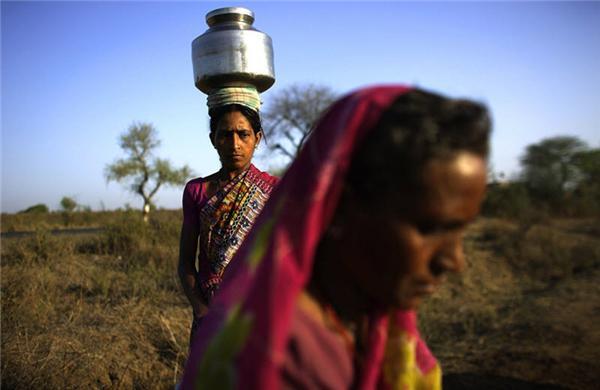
[
  {"x1": 105, "y1": 123, "x2": 193, "y2": 221},
  {"x1": 262, "y1": 83, "x2": 337, "y2": 164}
]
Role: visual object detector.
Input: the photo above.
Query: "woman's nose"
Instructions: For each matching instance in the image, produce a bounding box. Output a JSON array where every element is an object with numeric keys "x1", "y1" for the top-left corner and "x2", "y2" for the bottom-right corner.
[
  {"x1": 232, "y1": 134, "x2": 241, "y2": 150},
  {"x1": 449, "y1": 240, "x2": 465, "y2": 272},
  {"x1": 430, "y1": 239, "x2": 465, "y2": 276}
]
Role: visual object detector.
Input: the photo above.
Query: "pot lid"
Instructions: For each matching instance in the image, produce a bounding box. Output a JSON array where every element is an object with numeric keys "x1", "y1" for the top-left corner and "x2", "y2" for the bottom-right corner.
[{"x1": 206, "y1": 7, "x2": 255, "y2": 27}]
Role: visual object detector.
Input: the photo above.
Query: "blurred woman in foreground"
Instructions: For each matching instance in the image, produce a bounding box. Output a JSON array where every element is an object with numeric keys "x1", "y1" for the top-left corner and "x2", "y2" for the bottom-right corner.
[{"x1": 181, "y1": 85, "x2": 490, "y2": 389}]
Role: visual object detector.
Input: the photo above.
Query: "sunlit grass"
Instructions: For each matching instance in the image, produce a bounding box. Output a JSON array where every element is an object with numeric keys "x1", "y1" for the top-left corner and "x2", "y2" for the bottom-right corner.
[{"x1": 1, "y1": 211, "x2": 599, "y2": 388}]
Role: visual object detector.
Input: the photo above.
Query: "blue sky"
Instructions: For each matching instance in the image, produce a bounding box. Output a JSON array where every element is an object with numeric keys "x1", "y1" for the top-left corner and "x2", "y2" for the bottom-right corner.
[{"x1": 2, "y1": 1, "x2": 599, "y2": 213}]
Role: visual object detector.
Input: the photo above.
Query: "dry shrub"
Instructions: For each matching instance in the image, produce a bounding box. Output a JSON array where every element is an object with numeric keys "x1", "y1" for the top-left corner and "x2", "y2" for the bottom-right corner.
[
  {"x1": 493, "y1": 220, "x2": 600, "y2": 286},
  {"x1": 2, "y1": 296, "x2": 189, "y2": 389},
  {"x1": 1, "y1": 229, "x2": 75, "y2": 266},
  {"x1": 99, "y1": 212, "x2": 180, "y2": 265},
  {"x1": 1, "y1": 211, "x2": 191, "y2": 389},
  {"x1": 1, "y1": 209, "x2": 181, "y2": 233},
  {"x1": 482, "y1": 182, "x2": 532, "y2": 219}
]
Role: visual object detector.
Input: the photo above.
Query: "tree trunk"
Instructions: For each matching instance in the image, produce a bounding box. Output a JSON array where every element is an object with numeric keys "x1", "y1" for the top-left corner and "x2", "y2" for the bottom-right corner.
[{"x1": 142, "y1": 201, "x2": 151, "y2": 223}]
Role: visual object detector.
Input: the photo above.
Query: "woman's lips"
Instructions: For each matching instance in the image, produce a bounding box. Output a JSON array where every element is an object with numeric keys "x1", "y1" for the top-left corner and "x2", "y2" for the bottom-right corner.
[{"x1": 413, "y1": 283, "x2": 437, "y2": 296}]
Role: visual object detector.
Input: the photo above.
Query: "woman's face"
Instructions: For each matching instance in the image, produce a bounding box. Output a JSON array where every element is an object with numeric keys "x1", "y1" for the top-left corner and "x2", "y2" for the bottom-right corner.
[
  {"x1": 335, "y1": 152, "x2": 487, "y2": 310},
  {"x1": 212, "y1": 111, "x2": 261, "y2": 173}
]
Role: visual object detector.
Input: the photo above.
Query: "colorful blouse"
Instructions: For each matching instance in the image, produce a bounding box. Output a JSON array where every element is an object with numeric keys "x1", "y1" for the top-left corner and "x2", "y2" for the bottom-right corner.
[{"x1": 183, "y1": 164, "x2": 277, "y2": 304}]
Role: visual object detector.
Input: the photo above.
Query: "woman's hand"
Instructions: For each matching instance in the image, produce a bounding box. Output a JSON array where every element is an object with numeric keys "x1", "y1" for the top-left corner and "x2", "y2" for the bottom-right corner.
[
  {"x1": 179, "y1": 223, "x2": 207, "y2": 315},
  {"x1": 193, "y1": 301, "x2": 209, "y2": 319}
]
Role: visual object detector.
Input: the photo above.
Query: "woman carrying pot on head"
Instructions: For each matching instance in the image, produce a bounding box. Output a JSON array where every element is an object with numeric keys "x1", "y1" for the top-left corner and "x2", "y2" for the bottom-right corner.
[
  {"x1": 180, "y1": 85, "x2": 491, "y2": 389},
  {"x1": 178, "y1": 87, "x2": 278, "y2": 345}
]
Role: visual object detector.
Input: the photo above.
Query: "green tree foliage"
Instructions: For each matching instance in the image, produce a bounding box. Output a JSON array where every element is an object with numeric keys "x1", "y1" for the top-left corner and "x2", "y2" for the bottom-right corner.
[
  {"x1": 19, "y1": 204, "x2": 49, "y2": 214},
  {"x1": 574, "y1": 149, "x2": 600, "y2": 183},
  {"x1": 485, "y1": 135, "x2": 599, "y2": 218},
  {"x1": 482, "y1": 181, "x2": 531, "y2": 220},
  {"x1": 262, "y1": 83, "x2": 337, "y2": 163},
  {"x1": 105, "y1": 123, "x2": 193, "y2": 221},
  {"x1": 59, "y1": 196, "x2": 78, "y2": 227},
  {"x1": 521, "y1": 136, "x2": 587, "y2": 200},
  {"x1": 60, "y1": 196, "x2": 78, "y2": 213},
  {"x1": 572, "y1": 148, "x2": 600, "y2": 214},
  {"x1": 520, "y1": 136, "x2": 587, "y2": 207}
]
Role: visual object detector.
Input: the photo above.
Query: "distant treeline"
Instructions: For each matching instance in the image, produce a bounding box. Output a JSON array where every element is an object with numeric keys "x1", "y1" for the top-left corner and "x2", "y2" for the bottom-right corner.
[
  {"x1": 483, "y1": 135, "x2": 600, "y2": 219},
  {"x1": 9, "y1": 135, "x2": 599, "y2": 228}
]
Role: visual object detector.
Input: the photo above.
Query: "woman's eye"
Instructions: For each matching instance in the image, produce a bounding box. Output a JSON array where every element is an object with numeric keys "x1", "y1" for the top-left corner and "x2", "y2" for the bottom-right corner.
[
  {"x1": 417, "y1": 222, "x2": 438, "y2": 235},
  {"x1": 417, "y1": 220, "x2": 463, "y2": 235}
]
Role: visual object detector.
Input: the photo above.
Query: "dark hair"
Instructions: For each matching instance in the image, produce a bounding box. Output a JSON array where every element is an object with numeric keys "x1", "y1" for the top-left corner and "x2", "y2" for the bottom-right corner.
[
  {"x1": 346, "y1": 88, "x2": 491, "y2": 201},
  {"x1": 209, "y1": 104, "x2": 263, "y2": 137}
]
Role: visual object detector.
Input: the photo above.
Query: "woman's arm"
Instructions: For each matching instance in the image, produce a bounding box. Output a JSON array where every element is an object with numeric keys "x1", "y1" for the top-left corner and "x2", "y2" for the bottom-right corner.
[{"x1": 178, "y1": 223, "x2": 208, "y2": 318}]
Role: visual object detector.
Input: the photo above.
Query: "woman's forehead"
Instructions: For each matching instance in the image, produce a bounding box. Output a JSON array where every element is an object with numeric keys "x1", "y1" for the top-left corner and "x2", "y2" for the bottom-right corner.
[
  {"x1": 217, "y1": 111, "x2": 252, "y2": 129},
  {"x1": 352, "y1": 152, "x2": 486, "y2": 218},
  {"x1": 416, "y1": 153, "x2": 487, "y2": 217}
]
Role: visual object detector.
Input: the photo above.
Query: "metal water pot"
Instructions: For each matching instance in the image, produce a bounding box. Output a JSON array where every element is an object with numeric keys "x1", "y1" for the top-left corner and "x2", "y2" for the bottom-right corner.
[{"x1": 191, "y1": 7, "x2": 275, "y2": 94}]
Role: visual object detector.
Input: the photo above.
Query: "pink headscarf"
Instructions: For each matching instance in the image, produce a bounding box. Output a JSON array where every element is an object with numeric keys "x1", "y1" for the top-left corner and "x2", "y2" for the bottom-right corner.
[{"x1": 181, "y1": 85, "x2": 441, "y2": 389}]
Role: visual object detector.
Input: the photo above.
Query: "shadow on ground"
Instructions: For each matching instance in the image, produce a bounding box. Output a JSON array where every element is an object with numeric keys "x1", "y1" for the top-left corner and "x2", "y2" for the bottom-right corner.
[{"x1": 444, "y1": 373, "x2": 568, "y2": 389}]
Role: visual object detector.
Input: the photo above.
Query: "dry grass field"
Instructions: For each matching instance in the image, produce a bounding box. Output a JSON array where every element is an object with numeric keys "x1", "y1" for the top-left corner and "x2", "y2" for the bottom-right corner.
[
  {"x1": 421, "y1": 218, "x2": 600, "y2": 389},
  {"x1": 1, "y1": 211, "x2": 599, "y2": 389},
  {"x1": 1, "y1": 211, "x2": 190, "y2": 389}
]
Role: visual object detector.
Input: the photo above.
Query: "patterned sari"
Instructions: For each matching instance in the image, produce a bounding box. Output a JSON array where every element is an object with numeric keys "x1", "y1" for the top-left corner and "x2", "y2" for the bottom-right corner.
[
  {"x1": 181, "y1": 86, "x2": 441, "y2": 389},
  {"x1": 199, "y1": 165, "x2": 273, "y2": 303},
  {"x1": 196, "y1": 165, "x2": 277, "y2": 303}
]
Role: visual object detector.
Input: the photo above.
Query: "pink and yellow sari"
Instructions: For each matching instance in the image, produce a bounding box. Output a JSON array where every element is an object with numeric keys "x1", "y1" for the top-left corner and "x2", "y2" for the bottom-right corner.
[{"x1": 181, "y1": 86, "x2": 441, "y2": 389}]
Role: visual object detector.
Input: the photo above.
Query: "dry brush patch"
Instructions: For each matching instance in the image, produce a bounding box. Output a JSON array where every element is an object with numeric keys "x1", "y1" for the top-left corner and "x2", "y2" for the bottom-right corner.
[
  {"x1": 420, "y1": 217, "x2": 600, "y2": 389},
  {"x1": 2, "y1": 214, "x2": 599, "y2": 388},
  {"x1": 1, "y1": 214, "x2": 191, "y2": 389},
  {"x1": 1, "y1": 209, "x2": 181, "y2": 233}
]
